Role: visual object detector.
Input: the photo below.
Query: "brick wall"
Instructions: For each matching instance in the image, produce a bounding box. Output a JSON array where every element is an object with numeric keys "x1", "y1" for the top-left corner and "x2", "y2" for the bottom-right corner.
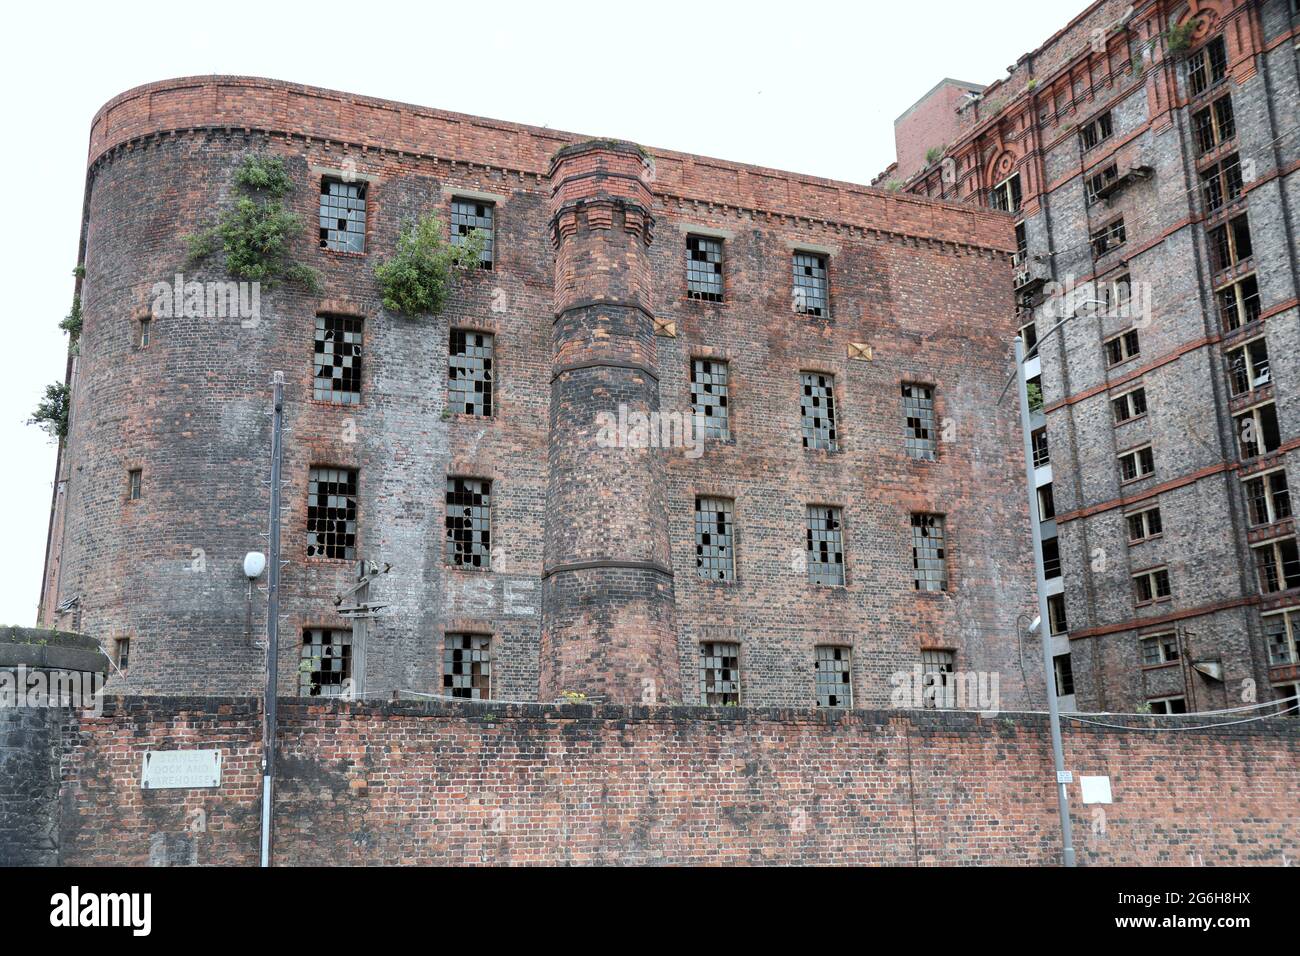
[
  {"x1": 0, "y1": 707, "x2": 63, "y2": 865},
  {"x1": 44, "y1": 696, "x2": 1300, "y2": 866}
]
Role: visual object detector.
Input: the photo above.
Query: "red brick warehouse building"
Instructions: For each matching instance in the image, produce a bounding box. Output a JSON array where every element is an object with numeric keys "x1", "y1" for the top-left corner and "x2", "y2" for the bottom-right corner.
[{"x1": 39, "y1": 76, "x2": 1039, "y2": 708}]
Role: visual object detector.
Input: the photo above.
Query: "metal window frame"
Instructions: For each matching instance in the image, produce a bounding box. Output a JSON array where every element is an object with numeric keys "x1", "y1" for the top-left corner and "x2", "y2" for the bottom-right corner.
[
  {"x1": 814, "y1": 645, "x2": 853, "y2": 708},
  {"x1": 699, "y1": 641, "x2": 741, "y2": 706},
  {"x1": 450, "y1": 198, "x2": 495, "y2": 269},
  {"x1": 911, "y1": 512, "x2": 948, "y2": 592},
  {"x1": 306, "y1": 466, "x2": 359, "y2": 560},
  {"x1": 686, "y1": 235, "x2": 724, "y2": 302},
  {"x1": 902, "y1": 383, "x2": 937, "y2": 460},
  {"x1": 806, "y1": 504, "x2": 846, "y2": 586},
  {"x1": 319, "y1": 177, "x2": 367, "y2": 253},
  {"x1": 448, "y1": 329, "x2": 495, "y2": 418},
  {"x1": 445, "y1": 476, "x2": 492, "y2": 569},
  {"x1": 799, "y1": 371, "x2": 838, "y2": 451},
  {"x1": 443, "y1": 632, "x2": 492, "y2": 699},
  {"x1": 690, "y1": 358, "x2": 730, "y2": 440},
  {"x1": 792, "y1": 251, "x2": 829, "y2": 317},
  {"x1": 313, "y1": 313, "x2": 364, "y2": 404},
  {"x1": 694, "y1": 496, "x2": 736, "y2": 582},
  {"x1": 300, "y1": 627, "x2": 353, "y2": 697}
]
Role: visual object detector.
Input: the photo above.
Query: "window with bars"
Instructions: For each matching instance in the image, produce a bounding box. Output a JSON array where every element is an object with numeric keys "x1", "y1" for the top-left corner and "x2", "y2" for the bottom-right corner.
[
  {"x1": 443, "y1": 633, "x2": 491, "y2": 699},
  {"x1": 1235, "y1": 402, "x2": 1281, "y2": 460},
  {"x1": 814, "y1": 646, "x2": 852, "y2": 708},
  {"x1": 1105, "y1": 329, "x2": 1141, "y2": 366},
  {"x1": 1254, "y1": 537, "x2": 1300, "y2": 594},
  {"x1": 1264, "y1": 610, "x2": 1300, "y2": 666},
  {"x1": 699, "y1": 642, "x2": 740, "y2": 705},
  {"x1": 1192, "y1": 96, "x2": 1235, "y2": 155},
  {"x1": 690, "y1": 358, "x2": 730, "y2": 439},
  {"x1": 1085, "y1": 164, "x2": 1118, "y2": 206},
  {"x1": 695, "y1": 497, "x2": 735, "y2": 581},
  {"x1": 806, "y1": 505, "x2": 845, "y2": 586},
  {"x1": 1188, "y1": 36, "x2": 1228, "y2": 96},
  {"x1": 313, "y1": 314, "x2": 363, "y2": 404},
  {"x1": 1141, "y1": 632, "x2": 1179, "y2": 667},
  {"x1": 1208, "y1": 214, "x2": 1253, "y2": 274},
  {"x1": 1226, "y1": 337, "x2": 1270, "y2": 396},
  {"x1": 799, "y1": 372, "x2": 838, "y2": 450},
  {"x1": 128, "y1": 469, "x2": 142, "y2": 501},
  {"x1": 445, "y1": 478, "x2": 491, "y2": 569},
  {"x1": 902, "y1": 383, "x2": 936, "y2": 460},
  {"x1": 450, "y1": 199, "x2": 494, "y2": 269},
  {"x1": 1118, "y1": 445, "x2": 1155, "y2": 483},
  {"x1": 300, "y1": 628, "x2": 352, "y2": 697},
  {"x1": 1134, "y1": 567, "x2": 1172, "y2": 605},
  {"x1": 1079, "y1": 111, "x2": 1114, "y2": 150},
  {"x1": 1217, "y1": 274, "x2": 1261, "y2": 331},
  {"x1": 921, "y1": 650, "x2": 956, "y2": 708},
  {"x1": 1112, "y1": 387, "x2": 1148, "y2": 424},
  {"x1": 1090, "y1": 218, "x2": 1127, "y2": 257},
  {"x1": 1148, "y1": 696, "x2": 1188, "y2": 714},
  {"x1": 1127, "y1": 506, "x2": 1164, "y2": 543},
  {"x1": 911, "y1": 513, "x2": 948, "y2": 591},
  {"x1": 319, "y1": 178, "x2": 366, "y2": 252},
  {"x1": 686, "y1": 235, "x2": 724, "y2": 301},
  {"x1": 448, "y1": 330, "x2": 494, "y2": 417},
  {"x1": 792, "y1": 252, "x2": 828, "y2": 316},
  {"x1": 1244, "y1": 470, "x2": 1291, "y2": 527},
  {"x1": 1200, "y1": 154, "x2": 1243, "y2": 214},
  {"x1": 307, "y1": 467, "x2": 358, "y2": 560},
  {"x1": 989, "y1": 173, "x2": 1022, "y2": 213}
]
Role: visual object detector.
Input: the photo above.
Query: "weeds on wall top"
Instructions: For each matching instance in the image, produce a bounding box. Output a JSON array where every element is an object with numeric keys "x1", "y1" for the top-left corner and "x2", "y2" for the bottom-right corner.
[
  {"x1": 373, "y1": 214, "x2": 487, "y2": 317},
  {"x1": 28, "y1": 381, "x2": 70, "y2": 442},
  {"x1": 1163, "y1": 18, "x2": 1200, "y2": 55},
  {"x1": 185, "y1": 154, "x2": 321, "y2": 292}
]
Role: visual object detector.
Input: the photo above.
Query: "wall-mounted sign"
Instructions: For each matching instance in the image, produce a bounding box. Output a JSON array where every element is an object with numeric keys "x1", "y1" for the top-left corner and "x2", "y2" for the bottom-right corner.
[
  {"x1": 140, "y1": 749, "x2": 222, "y2": 790},
  {"x1": 1080, "y1": 775, "x2": 1113, "y2": 804}
]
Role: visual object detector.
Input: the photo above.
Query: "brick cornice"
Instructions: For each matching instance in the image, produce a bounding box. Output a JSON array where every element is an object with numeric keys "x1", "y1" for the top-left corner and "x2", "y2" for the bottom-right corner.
[{"x1": 1068, "y1": 594, "x2": 1259, "y2": 640}]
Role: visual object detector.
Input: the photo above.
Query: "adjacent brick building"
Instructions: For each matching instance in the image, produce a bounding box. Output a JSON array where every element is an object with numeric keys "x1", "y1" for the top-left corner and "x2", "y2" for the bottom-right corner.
[
  {"x1": 881, "y1": 0, "x2": 1300, "y2": 713},
  {"x1": 38, "y1": 75, "x2": 1037, "y2": 708}
]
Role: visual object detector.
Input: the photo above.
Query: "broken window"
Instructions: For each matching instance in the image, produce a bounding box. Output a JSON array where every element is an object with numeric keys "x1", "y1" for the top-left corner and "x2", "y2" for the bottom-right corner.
[
  {"x1": 1079, "y1": 111, "x2": 1114, "y2": 150},
  {"x1": 1038, "y1": 483, "x2": 1056, "y2": 521},
  {"x1": 686, "y1": 235, "x2": 724, "y2": 302},
  {"x1": 448, "y1": 330, "x2": 494, "y2": 418},
  {"x1": 902, "y1": 383, "x2": 936, "y2": 460},
  {"x1": 445, "y1": 477, "x2": 491, "y2": 569},
  {"x1": 911, "y1": 513, "x2": 948, "y2": 591},
  {"x1": 313, "y1": 314, "x2": 363, "y2": 404},
  {"x1": 1019, "y1": 319, "x2": 1038, "y2": 354},
  {"x1": 690, "y1": 358, "x2": 730, "y2": 439},
  {"x1": 451, "y1": 199, "x2": 494, "y2": 269},
  {"x1": 1235, "y1": 402, "x2": 1281, "y2": 460},
  {"x1": 1148, "y1": 696, "x2": 1188, "y2": 714},
  {"x1": 138, "y1": 317, "x2": 151, "y2": 348},
  {"x1": 921, "y1": 649, "x2": 956, "y2": 708},
  {"x1": 1217, "y1": 274, "x2": 1261, "y2": 331},
  {"x1": 1085, "y1": 164, "x2": 1118, "y2": 205},
  {"x1": 1118, "y1": 445, "x2": 1155, "y2": 483},
  {"x1": 1090, "y1": 217, "x2": 1126, "y2": 257},
  {"x1": 989, "y1": 173, "x2": 1022, "y2": 213},
  {"x1": 1192, "y1": 95, "x2": 1235, "y2": 155},
  {"x1": 814, "y1": 646, "x2": 852, "y2": 708},
  {"x1": 695, "y1": 497, "x2": 735, "y2": 582},
  {"x1": 1032, "y1": 427, "x2": 1050, "y2": 468},
  {"x1": 1105, "y1": 328, "x2": 1141, "y2": 366},
  {"x1": 1208, "y1": 213, "x2": 1252, "y2": 274},
  {"x1": 792, "y1": 252, "x2": 828, "y2": 316},
  {"x1": 307, "y1": 467, "x2": 358, "y2": 560},
  {"x1": 1188, "y1": 36, "x2": 1228, "y2": 96},
  {"x1": 443, "y1": 633, "x2": 491, "y2": 699},
  {"x1": 1264, "y1": 610, "x2": 1300, "y2": 666},
  {"x1": 1042, "y1": 535, "x2": 1061, "y2": 579},
  {"x1": 1127, "y1": 506, "x2": 1163, "y2": 543},
  {"x1": 799, "y1": 372, "x2": 838, "y2": 450},
  {"x1": 806, "y1": 505, "x2": 846, "y2": 586},
  {"x1": 1244, "y1": 469, "x2": 1290, "y2": 527},
  {"x1": 128, "y1": 468, "x2": 142, "y2": 501},
  {"x1": 1134, "y1": 567, "x2": 1172, "y2": 605},
  {"x1": 1111, "y1": 387, "x2": 1148, "y2": 424},
  {"x1": 1254, "y1": 537, "x2": 1300, "y2": 594},
  {"x1": 1054, "y1": 654, "x2": 1075, "y2": 696},
  {"x1": 115, "y1": 637, "x2": 130, "y2": 670},
  {"x1": 300, "y1": 628, "x2": 352, "y2": 697},
  {"x1": 1048, "y1": 593, "x2": 1069, "y2": 635},
  {"x1": 1226, "y1": 336, "x2": 1270, "y2": 396},
  {"x1": 1200, "y1": 154, "x2": 1243, "y2": 214},
  {"x1": 319, "y1": 178, "x2": 366, "y2": 253},
  {"x1": 1141, "y1": 632, "x2": 1179, "y2": 667},
  {"x1": 699, "y1": 641, "x2": 740, "y2": 705}
]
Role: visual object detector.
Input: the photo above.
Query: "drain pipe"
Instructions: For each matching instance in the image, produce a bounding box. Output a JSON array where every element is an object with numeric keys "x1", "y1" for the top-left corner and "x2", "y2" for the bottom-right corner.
[{"x1": 261, "y1": 371, "x2": 285, "y2": 867}]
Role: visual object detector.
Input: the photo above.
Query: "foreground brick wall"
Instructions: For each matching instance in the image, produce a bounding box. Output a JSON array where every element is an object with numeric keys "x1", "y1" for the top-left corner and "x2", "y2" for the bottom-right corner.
[{"x1": 46, "y1": 697, "x2": 1300, "y2": 866}]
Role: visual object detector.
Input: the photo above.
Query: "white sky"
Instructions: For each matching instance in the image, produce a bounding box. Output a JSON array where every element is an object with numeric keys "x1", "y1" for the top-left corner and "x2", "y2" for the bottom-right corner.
[{"x1": 0, "y1": 0, "x2": 1083, "y2": 624}]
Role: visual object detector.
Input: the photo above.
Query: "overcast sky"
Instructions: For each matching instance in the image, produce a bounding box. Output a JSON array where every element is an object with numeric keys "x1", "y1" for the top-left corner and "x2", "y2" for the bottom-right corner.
[{"x1": 1, "y1": 0, "x2": 1084, "y2": 624}]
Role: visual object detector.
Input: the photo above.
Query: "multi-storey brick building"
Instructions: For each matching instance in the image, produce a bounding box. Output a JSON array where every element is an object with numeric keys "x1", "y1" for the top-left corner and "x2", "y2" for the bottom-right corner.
[
  {"x1": 881, "y1": 0, "x2": 1300, "y2": 713},
  {"x1": 38, "y1": 75, "x2": 1037, "y2": 708}
]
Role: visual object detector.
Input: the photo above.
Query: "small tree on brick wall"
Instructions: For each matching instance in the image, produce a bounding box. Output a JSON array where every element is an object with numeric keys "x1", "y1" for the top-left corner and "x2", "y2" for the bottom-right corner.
[
  {"x1": 28, "y1": 381, "x2": 70, "y2": 442},
  {"x1": 373, "y1": 214, "x2": 486, "y2": 317}
]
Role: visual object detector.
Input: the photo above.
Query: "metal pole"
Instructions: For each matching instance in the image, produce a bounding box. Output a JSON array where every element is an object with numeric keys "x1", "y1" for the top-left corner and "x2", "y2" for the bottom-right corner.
[
  {"x1": 1013, "y1": 337, "x2": 1076, "y2": 867},
  {"x1": 261, "y1": 371, "x2": 285, "y2": 868}
]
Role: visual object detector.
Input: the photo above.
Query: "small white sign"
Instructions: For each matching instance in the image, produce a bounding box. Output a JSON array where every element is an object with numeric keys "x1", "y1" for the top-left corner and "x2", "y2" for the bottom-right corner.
[
  {"x1": 141, "y1": 750, "x2": 222, "y2": 790},
  {"x1": 1080, "y1": 775, "x2": 1113, "y2": 804},
  {"x1": 1056, "y1": 770, "x2": 1074, "y2": 785}
]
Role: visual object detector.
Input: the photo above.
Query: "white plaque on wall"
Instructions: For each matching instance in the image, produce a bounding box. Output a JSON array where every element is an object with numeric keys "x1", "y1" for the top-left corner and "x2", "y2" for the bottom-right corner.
[
  {"x1": 1080, "y1": 775, "x2": 1113, "y2": 804},
  {"x1": 140, "y1": 749, "x2": 222, "y2": 790}
]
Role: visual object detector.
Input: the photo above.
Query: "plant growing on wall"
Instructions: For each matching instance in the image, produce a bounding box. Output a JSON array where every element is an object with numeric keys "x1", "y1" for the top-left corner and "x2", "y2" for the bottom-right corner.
[
  {"x1": 28, "y1": 381, "x2": 70, "y2": 441},
  {"x1": 1026, "y1": 380, "x2": 1044, "y2": 413},
  {"x1": 373, "y1": 214, "x2": 487, "y2": 317},
  {"x1": 185, "y1": 154, "x2": 321, "y2": 292},
  {"x1": 1163, "y1": 18, "x2": 1200, "y2": 55},
  {"x1": 925, "y1": 146, "x2": 945, "y2": 166},
  {"x1": 59, "y1": 295, "x2": 83, "y2": 352}
]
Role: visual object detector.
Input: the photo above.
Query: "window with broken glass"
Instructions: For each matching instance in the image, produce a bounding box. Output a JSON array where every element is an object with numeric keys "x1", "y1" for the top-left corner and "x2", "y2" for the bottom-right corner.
[
  {"x1": 443, "y1": 633, "x2": 491, "y2": 699},
  {"x1": 806, "y1": 505, "x2": 845, "y2": 586},
  {"x1": 448, "y1": 330, "x2": 494, "y2": 417},
  {"x1": 814, "y1": 646, "x2": 852, "y2": 708},
  {"x1": 921, "y1": 649, "x2": 956, "y2": 708},
  {"x1": 912, "y1": 513, "x2": 948, "y2": 591},
  {"x1": 690, "y1": 358, "x2": 730, "y2": 439},
  {"x1": 307, "y1": 467, "x2": 357, "y2": 560},
  {"x1": 300, "y1": 628, "x2": 352, "y2": 697},
  {"x1": 700, "y1": 641, "x2": 740, "y2": 705},
  {"x1": 451, "y1": 199, "x2": 494, "y2": 269},
  {"x1": 902, "y1": 383, "x2": 936, "y2": 460},
  {"x1": 695, "y1": 497, "x2": 735, "y2": 581},
  {"x1": 686, "y1": 235, "x2": 723, "y2": 301},
  {"x1": 799, "y1": 372, "x2": 838, "y2": 450},
  {"x1": 792, "y1": 252, "x2": 828, "y2": 316},
  {"x1": 313, "y1": 314, "x2": 363, "y2": 404},
  {"x1": 319, "y1": 178, "x2": 366, "y2": 252},
  {"x1": 445, "y1": 477, "x2": 491, "y2": 569}
]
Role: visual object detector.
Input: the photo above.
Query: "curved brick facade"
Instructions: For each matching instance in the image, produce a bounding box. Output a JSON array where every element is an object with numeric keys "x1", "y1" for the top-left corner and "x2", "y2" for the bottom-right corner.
[{"x1": 42, "y1": 76, "x2": 1036, "y2": 708}]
